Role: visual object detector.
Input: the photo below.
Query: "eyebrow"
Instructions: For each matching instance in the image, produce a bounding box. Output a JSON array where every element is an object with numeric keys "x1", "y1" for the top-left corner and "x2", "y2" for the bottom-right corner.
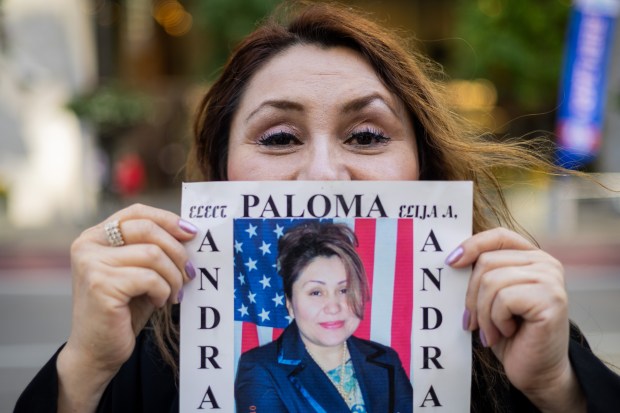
[
  {"x1": 341, "y1": 93, "x2": 399, "y2": 118},
  {"x1": 244, "y1": 93, "x2": 399, "y2": 124},
  {"x1": 245, "y1": 100, "x2": 303, "y2": 123},
  {"x1": 304, "y1": 280, "x2": 348, "y2": 286}
]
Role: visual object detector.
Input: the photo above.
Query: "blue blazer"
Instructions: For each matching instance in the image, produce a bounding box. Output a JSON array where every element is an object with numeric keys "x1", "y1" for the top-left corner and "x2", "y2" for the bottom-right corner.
[{"x1": 235, "y1": 321, "x2": 413, "y2": 413}]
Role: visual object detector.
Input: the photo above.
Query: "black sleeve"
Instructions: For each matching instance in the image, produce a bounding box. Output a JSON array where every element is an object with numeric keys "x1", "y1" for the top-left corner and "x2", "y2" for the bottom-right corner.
[
  {"x1": 13, "y1": 331, "x2": 179, "y2": 413},
  {"x1": 568, "y1": 334, "x2": 620, "y2": 412},
  {"x1": 508, "y1": 324, "x2": 620, "y2": 413},
  {"x1": 473, "y1": 324, "x2": 620, "y2": 413},
  {"x1": 95, "y1": 329, "x2": 178, "y2": 413},
  {"x1": 14, "y1": 344, "x2": 65, "y2": 412}
]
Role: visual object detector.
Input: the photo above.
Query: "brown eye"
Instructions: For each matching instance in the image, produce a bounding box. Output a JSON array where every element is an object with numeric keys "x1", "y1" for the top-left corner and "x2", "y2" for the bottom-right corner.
[
  {"x1": 344, "y1": 129, "x2": 390, "y2": 146},
  {"x1": 257, "y1": 131, "x2": 301, "y2": 146}
]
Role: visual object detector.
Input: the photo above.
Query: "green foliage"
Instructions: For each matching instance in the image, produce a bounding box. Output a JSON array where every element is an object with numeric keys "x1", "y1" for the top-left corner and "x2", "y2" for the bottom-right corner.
[
  {"x1": 449, "y1": 0, "x2": 572, "y2": 110},
  {"x1": 67, "y1": 84, "x2": 153, "y2": 135},
  {"x1": 190, "y1": 0, "x2": 281, "y2": 78}
]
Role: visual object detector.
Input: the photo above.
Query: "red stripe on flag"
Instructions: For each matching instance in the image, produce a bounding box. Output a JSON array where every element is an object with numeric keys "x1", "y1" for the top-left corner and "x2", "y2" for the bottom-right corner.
[
  {"x1": 392, "y1": 219, "x2": 413, "y2": 376},
  {"x1": 241, "y1": 322, "x2": 259, "y2": 354},
  {"x1": 272, "y1": 327, "x2": 284, "y2": 341},
  {"x1": 354, "y1": 218, "x2": 376, "y2": 341}
]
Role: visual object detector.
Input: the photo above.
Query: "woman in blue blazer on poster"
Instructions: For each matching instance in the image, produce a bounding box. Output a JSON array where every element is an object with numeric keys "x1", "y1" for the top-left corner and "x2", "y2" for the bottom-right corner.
[
  {"x1": 236, "y1": 321, "x2": 412, "y2": 413},
  {"x1": 235, "y1": 222, "x2": 412, "y2": 413}
]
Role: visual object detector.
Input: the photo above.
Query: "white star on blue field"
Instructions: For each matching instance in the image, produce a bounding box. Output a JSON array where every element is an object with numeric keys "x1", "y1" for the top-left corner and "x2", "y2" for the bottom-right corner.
[{"x1": 233, "y1": 219, "x2": 332, "y2": 328}]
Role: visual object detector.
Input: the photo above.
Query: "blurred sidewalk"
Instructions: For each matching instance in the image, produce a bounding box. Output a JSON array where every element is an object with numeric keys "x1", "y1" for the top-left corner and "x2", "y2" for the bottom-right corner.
[{"x1": 0, "y1": 188, "x2": 182, "y2": 270}]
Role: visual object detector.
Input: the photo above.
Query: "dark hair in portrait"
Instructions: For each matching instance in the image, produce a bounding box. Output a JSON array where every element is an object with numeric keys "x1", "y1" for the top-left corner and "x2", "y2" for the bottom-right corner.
[{"x1": 277, "y1": 221, "x2": 369, "y2": 319}]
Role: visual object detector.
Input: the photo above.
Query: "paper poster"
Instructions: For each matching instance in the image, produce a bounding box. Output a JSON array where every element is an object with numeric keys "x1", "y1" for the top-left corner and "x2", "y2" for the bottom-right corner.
[{"x1": 180, "y1": 181, "x2": 472, "y2": 412}]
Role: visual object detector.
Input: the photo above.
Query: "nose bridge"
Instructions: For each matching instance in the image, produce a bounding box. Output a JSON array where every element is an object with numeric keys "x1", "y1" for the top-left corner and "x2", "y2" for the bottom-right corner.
[
  {"x1": 298, "y1": 134, "x2": 348, "y2": 180},
  {"x1": 323, "y1": 290, "x2": 343, "y2": 314}
]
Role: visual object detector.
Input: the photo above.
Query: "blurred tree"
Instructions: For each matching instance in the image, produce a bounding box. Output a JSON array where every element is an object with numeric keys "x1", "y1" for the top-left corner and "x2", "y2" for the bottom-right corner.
[
  {"x1": 67, "y1": 83, "x2": 153, "y2": 136},
  {"x1": 449, "y1": 0, "x2": 571, "y2": 112},
  {"x1": 190, "y1": 0, "x2": 281, "y2": 78}
]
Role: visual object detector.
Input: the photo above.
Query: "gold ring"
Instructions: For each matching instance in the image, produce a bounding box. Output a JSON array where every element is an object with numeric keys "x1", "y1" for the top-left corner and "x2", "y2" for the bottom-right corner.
[{"x1": 104, "y1": 220, "x2": 125, "y2": 247}]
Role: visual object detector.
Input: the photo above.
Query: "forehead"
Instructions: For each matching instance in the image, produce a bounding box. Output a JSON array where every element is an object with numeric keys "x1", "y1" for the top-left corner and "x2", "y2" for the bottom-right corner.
[
  {"x1": 235, "y1": 43, "x2": 398, "y2": 113},
  {"x1": 297, "y1": 255, "x2": 347, "y2": 281}
]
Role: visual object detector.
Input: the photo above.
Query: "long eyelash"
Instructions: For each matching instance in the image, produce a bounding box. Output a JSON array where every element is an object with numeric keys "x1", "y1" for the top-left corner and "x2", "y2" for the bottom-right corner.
[
  {"x1": 360, "y1": 127, "x2": 385, "y2": 136},
  {"x1": 351, "y1": 127, "x2": 390, "y2": 143},
  {"x1": 256, "y1": 130, "x2": 297, "y2": 146}
]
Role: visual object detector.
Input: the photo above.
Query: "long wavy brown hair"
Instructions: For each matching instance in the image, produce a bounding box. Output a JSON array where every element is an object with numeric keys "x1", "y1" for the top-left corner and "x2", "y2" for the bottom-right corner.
[{"x1": 153, "y1": 1, "x2": 566, "y2": 410}]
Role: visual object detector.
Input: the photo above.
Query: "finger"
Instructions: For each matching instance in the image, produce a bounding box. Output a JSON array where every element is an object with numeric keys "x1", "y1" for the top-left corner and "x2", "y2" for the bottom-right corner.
[
  {"x1": 484, "y1": 280, "x2": 567, "y2": 347},
  {"x1": 99, "y1": 203, "x2": 198, "y2": 243},
  {"x1": 114, "y1": 266, "x2": 174, "y2": 308},
  {"x1": 102, "y1": 244, "x2": 185, "y2": 304},
  {"x1": 446, "y1": 227, "x2": 536, "y2": 268},
  {"x1": 95, "y1": 266, "x2": 173, "y2": 309},
  {"x1": 489, "y1": 284, "x2": 529, "y2": 339},
  {"x1": 464, "y1": 250, "x2": 562, "y2": 330},
  {"x1": 464, "y1": 249, "x2": 534, "y2": 331},
  {"x1": 471, "y1": 249, "x2": 558, "y2": 280},
  {"x1": 91, "y1": 218, "x2": 197, "y2": 282},
  {"x1": 470, "y1": 263, "x2": 537, "y2": 331},
  {"x1": 475, "y1": 266, "x2": 539, "y2": 341}
]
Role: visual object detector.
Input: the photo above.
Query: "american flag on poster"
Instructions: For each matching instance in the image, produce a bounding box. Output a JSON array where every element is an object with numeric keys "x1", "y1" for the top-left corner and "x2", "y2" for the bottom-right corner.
[{"x1": 233, "y1": 217, "x2": 414, "y2": 376}]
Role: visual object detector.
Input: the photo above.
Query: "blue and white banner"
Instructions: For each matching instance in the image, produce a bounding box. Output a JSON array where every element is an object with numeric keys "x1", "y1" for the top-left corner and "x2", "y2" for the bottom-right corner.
[{"x1": 556, "y1": 0, "x2": 620, "y2": 168}]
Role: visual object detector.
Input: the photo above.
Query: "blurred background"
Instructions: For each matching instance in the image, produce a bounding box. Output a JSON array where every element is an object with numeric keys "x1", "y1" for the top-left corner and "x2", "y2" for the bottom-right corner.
[{"x1": 0, "y1": 0, "x2": 619, "y2": 409}]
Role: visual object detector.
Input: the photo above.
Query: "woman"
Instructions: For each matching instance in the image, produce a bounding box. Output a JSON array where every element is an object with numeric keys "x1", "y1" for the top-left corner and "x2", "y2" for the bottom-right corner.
[
  {"x1": 235, "y1": 221, "x2": 413, "y2": 412},
  {"x1": 15, "y1": 1, "x2": 620, "y2": 412}
]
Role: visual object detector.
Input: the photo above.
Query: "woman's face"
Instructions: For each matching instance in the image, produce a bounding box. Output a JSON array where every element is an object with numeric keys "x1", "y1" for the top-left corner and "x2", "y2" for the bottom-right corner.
[
  {"x1": 286, "y1": 255, "x2": 361, "y2": 351},
  {"x1": 227, "y1": 44, "x2": 419, "y2": 180}
]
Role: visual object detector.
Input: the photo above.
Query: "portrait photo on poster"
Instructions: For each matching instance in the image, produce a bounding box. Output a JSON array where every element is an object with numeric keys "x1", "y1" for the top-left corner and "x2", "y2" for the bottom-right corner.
[{"x1": 233, "y1": 218, "x2": 413, "y2": 412}]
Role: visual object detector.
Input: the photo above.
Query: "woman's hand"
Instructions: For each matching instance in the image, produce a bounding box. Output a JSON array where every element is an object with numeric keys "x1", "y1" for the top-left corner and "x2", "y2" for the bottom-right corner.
[
  {"x1": 56, "y1": 204, "x2": 198, "y2": 412},
  {"x1": 446, "y1": 227, "x2": 586, "y2": 413}
]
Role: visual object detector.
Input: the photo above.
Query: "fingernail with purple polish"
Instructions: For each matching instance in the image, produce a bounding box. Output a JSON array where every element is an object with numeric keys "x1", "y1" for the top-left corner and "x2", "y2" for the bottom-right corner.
[
  {"x1": 479, "y1": 330, "x2": 488, "y2": 347},
  {"x1": 179, "y1": 219, "x2": 198, "y2": 234},
  {"x1": 185, "y1": 261, "x2": 196, "y2": 280},
  {"x1": 177, "y1": 288, "x2": 184, "y2": 304},
  {"x1": 462, "y1": 308, "x2": 470, "y2": 331},
  {"x1": 445, "y1": 246, "x2": 464, "y2": 265}
]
